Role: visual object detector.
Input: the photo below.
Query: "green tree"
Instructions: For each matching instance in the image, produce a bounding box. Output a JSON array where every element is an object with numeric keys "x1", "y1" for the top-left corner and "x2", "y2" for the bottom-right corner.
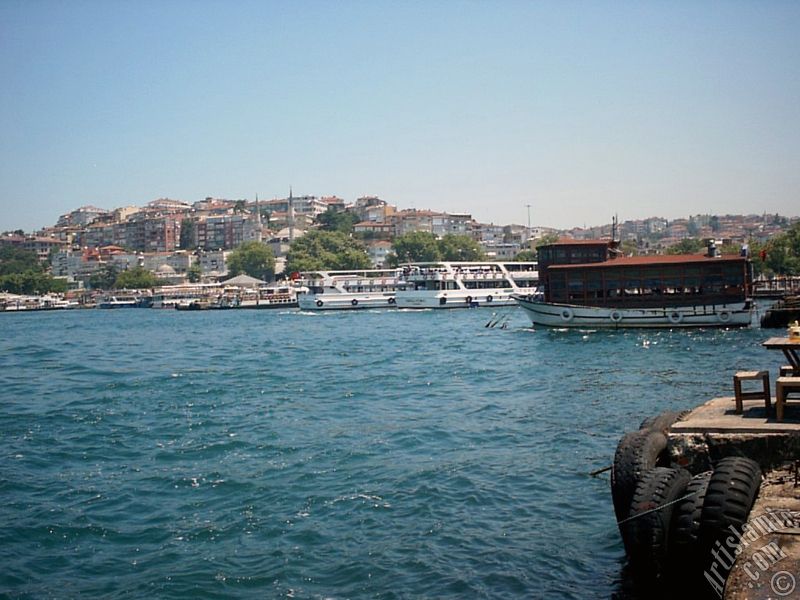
[
  {"x1": 535, "y1": 232, "x2": 560, "y2": 250},
  {"x1": 88, "y1": 264, "x2": 119, "y2": 290},
  {"x1": 760, "y1": 224, "x2": 800, "y2": 275},
  {"x1": 437, "y1": 234, "x2": 485, "y2": 261},
  {"x1": 666, "y1": 238, "x2": 706, "y2": 255},
  {"x1": 386, "y1": 232, "x2": 441, "y2": 266},
  {"x1": 48, "y1": 277, "x2": 68, "y2": 293},
  {"x1": 114, "y1": 266, "x2": 157, "y2": 289},
  {"x1": 285, "y1": 231, "x2": 371, "y2": 273},
  {"x1": 316, "y1": 208, "x2": 359, "y2": 233},
  {"x1": 0, "y1": 246, "x2": 42, "y2": 276},
  {"x1": 233, "y1": 200, "x2": 248, "y2": 214},
  {"x1": 227, "y1": 241, "x2": 276, "y2": 280},
  {"x1": 187, "y1": 263, "x2": 202, "y2": 283},
  {"x1": 180, "y1": 218, "x2": 196, "y2": 250},
  {"x1": 718, "y1": 242, "x2": 742, "y2": 256},
  {"x1": 515, "y1": 250, "x2": 538, "y2": 261},
  {"x1": 619, "y1": 239, "x2": 639, "y2": 256},
  {"x1": 0, "y1": 270, "x2": 66, "y2": 294}
]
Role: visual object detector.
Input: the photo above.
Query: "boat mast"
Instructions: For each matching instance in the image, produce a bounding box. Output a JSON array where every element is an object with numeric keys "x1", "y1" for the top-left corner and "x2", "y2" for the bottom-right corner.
[{"x1": 609, "y1": 214, "x2": 621, "y2": 258}]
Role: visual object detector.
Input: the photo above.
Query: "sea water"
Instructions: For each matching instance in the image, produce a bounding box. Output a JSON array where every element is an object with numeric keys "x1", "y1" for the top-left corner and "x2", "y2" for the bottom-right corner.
[{"x1": 0, "y1": 308, "x2": 777, "y2": 598}]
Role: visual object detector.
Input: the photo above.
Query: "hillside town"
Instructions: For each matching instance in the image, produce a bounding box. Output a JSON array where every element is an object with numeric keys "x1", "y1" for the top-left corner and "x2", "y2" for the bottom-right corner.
[{"x1": 0, "y1": 192, "x2": 798, "y2": 289}]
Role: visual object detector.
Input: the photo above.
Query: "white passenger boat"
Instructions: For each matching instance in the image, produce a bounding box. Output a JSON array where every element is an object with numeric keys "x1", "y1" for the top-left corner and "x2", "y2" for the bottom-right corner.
[
  {"x1": 214, "y1": 285, "x2": 299, "y2": 309},
  {"x1": 297, "y1": 269, "x2": 406, "y2": 311},
  {"x1": 394, "y1": 262, "x2": 539, "y2": 309},
  {"x1": 96, "y1": 294, "x2": 140, "y2": 309},
  {"x1": 515, "y1": 238, "x2": 753, "y2": 328}
]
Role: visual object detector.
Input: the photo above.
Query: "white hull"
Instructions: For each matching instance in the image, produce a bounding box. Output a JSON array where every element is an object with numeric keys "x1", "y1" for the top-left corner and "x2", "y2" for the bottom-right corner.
[
  {"x1": 298, "y1": 293, "x2": 397, "y2": 311},
  {"x1": 396, "y1": 261, "x2": 538, "y2": 310},
  {"x1": 395, "y1": 289, "x2": 521, "y2": 309},
  {"x1": 516, "y1": 297, "x2": 752, "y2": 328},
  {"x1": 97, "y1": 302, "x2": 137, "y2": 309}
]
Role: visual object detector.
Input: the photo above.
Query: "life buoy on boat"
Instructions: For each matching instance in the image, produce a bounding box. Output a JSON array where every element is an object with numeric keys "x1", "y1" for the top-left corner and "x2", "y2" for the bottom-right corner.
[
  {"x1": 560, "y1": 307, "x2": 574, "y2": 322},
  {"x1": 718, "y1": 309, "x2": 731, "y2": 323},
  {"x1": 668, "y1": 311, "x2": 682, "y2": 325},
  {"x1": 388, "y1": 297, "x2": 396, "y2": 305},
  {"x1": 610, "y1": 310, "x2": 622, "y2": 323},
  {"x1": 316, "y1": 300, "x2": 323, "y2": 308},
  {"x1": 351, "y1": 299, "x2": 359, "y2": 307},
  {"x1": 465, "y1": 296, "x2": 473, "y2": 304},
  {"x1": 486, "y1": 295, "x2": 493, "y2": 303}
]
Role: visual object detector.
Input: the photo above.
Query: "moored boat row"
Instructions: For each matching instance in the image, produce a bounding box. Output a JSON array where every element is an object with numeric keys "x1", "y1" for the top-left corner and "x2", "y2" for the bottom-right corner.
[
  {"x1": 2, "y1": 244, "x2": 761, "y2": 328},
  {"x1": 295, "y1": 262, "x2": 540, "y2": 311},
  {"x1": 0, "y1": 293, "x2": 79, "y2": 311}
]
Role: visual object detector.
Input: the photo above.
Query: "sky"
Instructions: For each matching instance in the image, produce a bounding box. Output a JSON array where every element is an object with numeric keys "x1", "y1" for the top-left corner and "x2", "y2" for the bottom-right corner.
[{"x1": 1, "y1": 0, "x2": 799, "y2": 232}]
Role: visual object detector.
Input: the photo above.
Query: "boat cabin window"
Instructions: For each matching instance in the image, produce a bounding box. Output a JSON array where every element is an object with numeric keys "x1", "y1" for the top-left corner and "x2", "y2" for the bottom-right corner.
[{"x1": 545, "y1": 260, "x2": 748, "y2": 307}]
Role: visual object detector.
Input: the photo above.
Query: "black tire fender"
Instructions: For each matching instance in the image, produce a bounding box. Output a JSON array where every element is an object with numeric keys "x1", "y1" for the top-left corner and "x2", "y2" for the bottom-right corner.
[
  {"x1": 621, "y1": 467, "x2": 692, "y2": 581},
  {"x1": 611, "y1": 430, "x2": 670, "y2": 523},
  {"x1": 696, "y1": 457, "x2": 762, "y2": 576},
  {"x1": 668, "y1": 471, "x2": 712, "y2": 576}
]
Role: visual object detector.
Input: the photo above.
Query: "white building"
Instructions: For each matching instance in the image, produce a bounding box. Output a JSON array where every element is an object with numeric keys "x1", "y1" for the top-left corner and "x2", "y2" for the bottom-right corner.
[{"x1": 366, "y1": 241, "x2": 393, "y2": 267}]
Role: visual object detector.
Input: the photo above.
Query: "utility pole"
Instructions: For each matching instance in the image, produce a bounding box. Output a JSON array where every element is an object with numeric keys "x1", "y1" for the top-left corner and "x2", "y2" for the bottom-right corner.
[
  {"x1": 288, "y1": 186, "x2": 295, "y2": 243},
  {"x1": 526, "y1": 204, "x2": 531, "y2": 248}
]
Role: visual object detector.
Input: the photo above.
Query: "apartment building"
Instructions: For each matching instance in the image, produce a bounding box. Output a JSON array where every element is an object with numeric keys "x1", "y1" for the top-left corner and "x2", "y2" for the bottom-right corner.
[{"x1": 195, "y1": 214, "x2": 262, "y2": 250}]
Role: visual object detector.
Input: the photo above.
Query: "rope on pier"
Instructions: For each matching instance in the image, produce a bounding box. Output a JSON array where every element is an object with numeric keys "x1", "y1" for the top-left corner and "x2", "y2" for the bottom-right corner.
[{"x1": 615, "y1": 489, "x2": 700, "y2": 526}]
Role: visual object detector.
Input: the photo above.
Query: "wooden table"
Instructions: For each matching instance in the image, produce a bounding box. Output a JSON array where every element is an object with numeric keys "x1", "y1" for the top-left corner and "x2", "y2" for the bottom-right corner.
[{"x1": 763, "y1": 337, "x2": 800, "y2": 375}]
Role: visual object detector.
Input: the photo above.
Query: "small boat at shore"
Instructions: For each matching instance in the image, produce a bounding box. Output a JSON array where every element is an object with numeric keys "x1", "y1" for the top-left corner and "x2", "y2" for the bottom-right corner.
[
  {"x1": 175, "y1": 299, "x2": 211, "y2": 311},
  {"x1": 213, "y1": 285, "x2": 299, "y2": 309},
  {"x1": 394, "y1": 261, "x2": 539, "y2": 309},
  {"x1": 152, "y1": 284, "x2": 220, "y2": 309},
  {"x1": 97, "y1": 294, "x2": 139, "y2": 309},
  {"x1": 515, "y1": 238, "x2": 753, "y2": 328}
]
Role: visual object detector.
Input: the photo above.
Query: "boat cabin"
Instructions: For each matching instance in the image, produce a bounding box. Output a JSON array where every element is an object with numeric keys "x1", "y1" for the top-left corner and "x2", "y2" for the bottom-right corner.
[{"x1": 537, "y1": 240, "x2": 751, "y2": 308}]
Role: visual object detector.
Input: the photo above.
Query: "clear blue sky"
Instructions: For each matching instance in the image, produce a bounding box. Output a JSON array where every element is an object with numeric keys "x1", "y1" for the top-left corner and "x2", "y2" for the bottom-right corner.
[{"x1": 1, "y1": 0, "x2": 798, "y2": 232}]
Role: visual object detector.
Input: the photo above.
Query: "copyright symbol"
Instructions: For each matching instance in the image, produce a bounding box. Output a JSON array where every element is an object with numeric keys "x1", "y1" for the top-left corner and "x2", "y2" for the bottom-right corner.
[{"x1": 772, "y1": 571, "x2": 796, "y2": 596}]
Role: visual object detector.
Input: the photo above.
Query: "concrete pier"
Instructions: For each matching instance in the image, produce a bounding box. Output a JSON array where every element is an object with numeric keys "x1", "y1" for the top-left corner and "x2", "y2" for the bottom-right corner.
[
  {"x1": 669, "y1": 397, "x2": 800, "y2": 473},
  {"x1": 666, "y1": 397, "x2": 800, "y2": 598}
]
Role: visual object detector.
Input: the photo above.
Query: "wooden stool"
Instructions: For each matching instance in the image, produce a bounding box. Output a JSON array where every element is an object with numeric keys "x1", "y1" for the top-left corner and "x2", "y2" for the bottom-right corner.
[
  {"x1": 733, "y1": 371, "x2": 771, "y2": 415},
  {"x1": 780, "y1": 365, "x2": 797, "y2": 377},
  {"x1": 776, "y1": 377, "x2": 800, "y2": 421}
]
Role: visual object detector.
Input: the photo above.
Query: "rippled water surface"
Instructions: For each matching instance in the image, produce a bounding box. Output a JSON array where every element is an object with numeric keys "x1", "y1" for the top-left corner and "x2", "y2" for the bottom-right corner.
[{"x1": 0, "y1": 308, "x2": 777, "y2": 598}]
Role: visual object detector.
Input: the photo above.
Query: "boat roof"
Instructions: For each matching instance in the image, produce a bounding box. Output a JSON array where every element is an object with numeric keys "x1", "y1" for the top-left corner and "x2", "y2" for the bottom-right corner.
[
  {"x1": 548, "y1": 254, "x2": 746, "y2": 270},
  {"x1": 402, "y1": 261, "x2": 536, "y2": 267},
  {"x1": 544, "y1": 238, "x2": 612, "y2": 246},
  {"x1": 302, "y1": 268, "x2": 399, "y2": 276}
]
